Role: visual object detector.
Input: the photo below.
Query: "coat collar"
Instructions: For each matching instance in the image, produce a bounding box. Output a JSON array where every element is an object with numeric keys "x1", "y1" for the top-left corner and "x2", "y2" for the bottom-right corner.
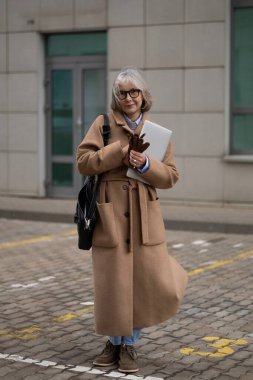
[{"x1": 111, "y1": 111, "x2": 149, "y2": 135}]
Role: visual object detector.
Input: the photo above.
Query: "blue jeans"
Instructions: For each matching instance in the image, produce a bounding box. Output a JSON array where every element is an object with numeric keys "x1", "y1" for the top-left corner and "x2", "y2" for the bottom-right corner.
[{"x1": 109, "y1": 328, "x2": 141, "y2": 346}]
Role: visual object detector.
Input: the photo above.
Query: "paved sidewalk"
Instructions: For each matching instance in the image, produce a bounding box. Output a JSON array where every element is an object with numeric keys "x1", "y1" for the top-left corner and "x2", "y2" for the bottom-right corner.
[
  {"x1": 0, "y1": 219, "x2": 253, "y2": 379},
  {"x1": 0, "y1": 195, "x2": 252, "y2": 234}
]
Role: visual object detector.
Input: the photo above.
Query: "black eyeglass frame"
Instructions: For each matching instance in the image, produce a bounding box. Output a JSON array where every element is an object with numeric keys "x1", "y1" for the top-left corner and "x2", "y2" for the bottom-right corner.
[{"x1": 117, "y1": 88, "x2": 142, "y2": 100}]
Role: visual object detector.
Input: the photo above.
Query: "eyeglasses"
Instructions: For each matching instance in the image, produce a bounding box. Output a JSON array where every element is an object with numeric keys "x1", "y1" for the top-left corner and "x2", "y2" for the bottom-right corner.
[{"x1": 117, "y1": 88, "x2": 141, "y2": 100}]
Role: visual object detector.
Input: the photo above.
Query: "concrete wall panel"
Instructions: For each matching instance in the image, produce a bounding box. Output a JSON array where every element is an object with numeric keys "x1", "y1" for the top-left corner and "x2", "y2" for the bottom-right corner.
[
  {"x1": 180, "y1": 113, "x2": 224, "y2": 156},
  {"x1": 0, "y1": 33, "x2": 6, "y2": 71},
  {"x1": 0, "y1": 74, "x2": 7, "y2": 111},
  {"x1": 185, "y1": 68, "x2": 224, "y2": 112},
  {"x1": 0, "y1": 0, "x2": 7, "y2": 32},
  {"x1": 0, "y1": 152, "x2": 8, "y2": 190},
  {"x1": 9, "y1": 73, "x2": 37, "y2": 112},
  {"x1": 223, "y1": 164, "x2": 253, "y2": 203},
  {"x1": 146, "y1": 25, "x2": 183, "y2": 68},
  {"x1": 146, "y1": 70, "x2": 183, "y2": 112},
  {"x1": 108, "y1": 0, "x2": 143, "y2": 26},
  {"x1": 146, "y1": 0, "x2": 184, "y2": 25},
  {"x1": 168, "y1": 157, "x2": 224, "y2": 201},
  {"x1": 108, "y1": 27, "x2": 144, "y2": 69},
  {"x1": 9, "y1": 113, "x2": 37, "y2": 152},
  {"x1": 185, "y1": 0, "x2": 226, "y2": 22},
  {"x1": 185, "y1": 23, "x2": 225, "y2": 67},
  {"x1": 9, "y1": 152, "x2": 38, "y2": 193},
  {"x1": 39, "y1": 0, "x2": 73, "y2": 31},
  {"x1": 8, "y1": 0, "x2": 40, "y2": 32},
  {"x1": 75, "y1": 0, "x2": 106, "y2": 29},
  {"x1": 9, "y1": 33, "x2": 38, "y2": 72},
  {"x1": 0, "y1": 113, "x2": 8, "y2": 151}
]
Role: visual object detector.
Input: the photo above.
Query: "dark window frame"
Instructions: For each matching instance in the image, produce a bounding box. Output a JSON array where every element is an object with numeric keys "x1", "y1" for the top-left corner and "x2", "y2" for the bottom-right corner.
[{"x1": 230, "y1": 0, "x2": 253, "y2": 154}]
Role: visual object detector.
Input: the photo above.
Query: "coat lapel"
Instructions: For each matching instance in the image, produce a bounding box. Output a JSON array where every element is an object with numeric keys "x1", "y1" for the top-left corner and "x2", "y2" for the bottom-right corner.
[{"x1": 111, "y1": 111, "x2": 149, "y2": 135}]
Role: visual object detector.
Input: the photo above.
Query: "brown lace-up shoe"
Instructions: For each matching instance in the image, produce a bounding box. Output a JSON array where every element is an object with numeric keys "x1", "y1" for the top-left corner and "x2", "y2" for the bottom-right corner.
[
  {"x1": 118, "y1": 344, "x2": 139, "y2": 373},
  {"x1": 93, "y1": 340, "x2": 120, "y2": 366}
]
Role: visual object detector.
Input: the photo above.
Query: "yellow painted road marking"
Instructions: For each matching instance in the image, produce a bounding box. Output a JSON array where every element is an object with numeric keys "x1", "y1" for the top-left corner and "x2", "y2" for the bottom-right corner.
[
  {"x1": 0, "y1": 241, "x2": 252, "y2": 341},
  {"x1": 0, "y1": 230, "x2": 77, "y2": 250},
  {"x1": 61, "y1": 229, "x2": 77, "y2": 236},
  {"x1": 0, "y1": 306, "x2": 94, "y2": 340},
  {"x1": 180, "y1": 336, "x2": 248, "y2": 358},
  {"x1": 188, "y1": 249, "x2": 253, "y2": 277},
  {"x1": 0, "y1": 325, "x2": 41, "y2": 340},
  {"x1": 52, "y1": 306, "x2": 94, "y2": 323}
]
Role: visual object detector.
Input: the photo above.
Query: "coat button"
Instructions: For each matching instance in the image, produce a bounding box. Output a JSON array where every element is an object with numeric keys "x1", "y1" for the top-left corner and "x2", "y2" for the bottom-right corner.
[
  {"x1": 122, "y1": 184, "x2": 128, "y2": 190},
  {"x1": 126, "y1": 238, "x2": 130, "y2": 244},
  {"x1": 124, "y1": 212, "x2": 130, "y2": 217}
]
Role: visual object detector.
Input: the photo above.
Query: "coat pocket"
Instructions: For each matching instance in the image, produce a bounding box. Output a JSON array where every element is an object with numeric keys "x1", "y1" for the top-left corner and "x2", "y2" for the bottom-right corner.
[
  {"x1": 145, "y1": 199, "x2": 166, "y2": 246},
  {"x1": 92, "y1": 202, "x2": 119, "y2": 248}
]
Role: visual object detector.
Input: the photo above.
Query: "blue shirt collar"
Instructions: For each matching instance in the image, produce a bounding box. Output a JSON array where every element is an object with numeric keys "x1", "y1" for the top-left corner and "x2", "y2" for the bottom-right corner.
[{"x1": 124, "y1": 113, "x2": 142, "y2": 127}]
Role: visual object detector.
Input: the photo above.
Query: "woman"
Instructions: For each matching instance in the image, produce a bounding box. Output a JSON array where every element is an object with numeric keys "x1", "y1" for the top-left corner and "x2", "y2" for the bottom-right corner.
[{"x1": 76, "y1": 67, "x2": 187, "y2": 373}]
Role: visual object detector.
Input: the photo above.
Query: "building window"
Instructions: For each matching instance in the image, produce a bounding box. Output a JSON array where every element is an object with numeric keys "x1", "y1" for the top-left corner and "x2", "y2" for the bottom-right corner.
[
  {"x1": 46, "y1": 32, "x2": 107, "y2": 57},
  {"x1": 231, "y1": 0, "x2": 253, "y2": 154}
]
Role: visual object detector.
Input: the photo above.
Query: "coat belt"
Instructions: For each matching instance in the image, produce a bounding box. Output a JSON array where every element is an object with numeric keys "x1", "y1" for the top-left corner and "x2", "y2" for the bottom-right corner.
[
  {"x1": 128, "y1": 179, "x2": 149, "y2": 252},
  {"x1": 101, "y1": 176, "x2": 150, "y2": 252}
]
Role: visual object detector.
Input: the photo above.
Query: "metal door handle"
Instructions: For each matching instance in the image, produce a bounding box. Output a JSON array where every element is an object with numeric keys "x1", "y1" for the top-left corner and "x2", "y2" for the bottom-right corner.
[{"x1": 76, "y1": 116, "x2": 82, "y2": 126}]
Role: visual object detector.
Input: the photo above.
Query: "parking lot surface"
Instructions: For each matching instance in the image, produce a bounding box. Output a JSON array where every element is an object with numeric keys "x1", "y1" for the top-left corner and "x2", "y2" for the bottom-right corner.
[{"x1": 0, "y1": 218, "x2": 252, "y2": 379}]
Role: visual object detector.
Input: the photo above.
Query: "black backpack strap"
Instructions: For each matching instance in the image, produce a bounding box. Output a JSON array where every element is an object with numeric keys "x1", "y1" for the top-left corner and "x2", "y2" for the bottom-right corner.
[
  {"x1": 95, "y1": 113, "x2": 110, "y2": 186},
  {"x1": 102, "y1": 113, "x2": 110, "y2": 146},
  {"x1": 87, "y1": 114, "x2": 110, "y2": 218}
]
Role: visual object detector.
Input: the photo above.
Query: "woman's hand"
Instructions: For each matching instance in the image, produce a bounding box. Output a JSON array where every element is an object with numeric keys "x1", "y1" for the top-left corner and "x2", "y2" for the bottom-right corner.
[{"x1": 129, "y1": 150, "x2": 146, "y2": 169}]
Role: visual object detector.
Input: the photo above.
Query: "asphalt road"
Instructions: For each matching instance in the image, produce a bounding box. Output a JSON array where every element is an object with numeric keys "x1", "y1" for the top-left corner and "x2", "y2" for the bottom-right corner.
[{"x1": 0, "y1": 219, "x2": 252, "y2": 380}]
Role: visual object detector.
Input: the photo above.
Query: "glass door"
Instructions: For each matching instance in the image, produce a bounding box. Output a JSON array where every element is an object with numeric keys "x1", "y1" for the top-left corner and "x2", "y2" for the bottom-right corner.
[
  {"x1": 46, "y1": 60, "x2": 106, "y2": 197},
  {"x1": 76, "y1": 65, "x2": 106, "y2": 141}
]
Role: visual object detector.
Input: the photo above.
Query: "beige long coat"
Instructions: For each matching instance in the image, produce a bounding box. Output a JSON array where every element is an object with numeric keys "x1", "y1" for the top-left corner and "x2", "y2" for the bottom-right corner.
[{"x1": 76, "y1": 111, "x2": 188, "y2": 336}]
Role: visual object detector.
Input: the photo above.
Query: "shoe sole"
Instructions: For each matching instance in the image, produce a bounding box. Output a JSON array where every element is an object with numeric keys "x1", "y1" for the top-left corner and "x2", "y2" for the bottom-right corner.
[
  {"x1": 118, "y1": 368, "x2": 139, "y2": 373},
  {"x1": 93, "y1": 360, "x2": 118, "y2": 367}
]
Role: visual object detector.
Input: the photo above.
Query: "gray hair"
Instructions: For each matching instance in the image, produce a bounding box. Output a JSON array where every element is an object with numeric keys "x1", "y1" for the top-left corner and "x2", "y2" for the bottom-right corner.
[{"x1": 111, "y1": 67, "x2": 152, "y2": 113}]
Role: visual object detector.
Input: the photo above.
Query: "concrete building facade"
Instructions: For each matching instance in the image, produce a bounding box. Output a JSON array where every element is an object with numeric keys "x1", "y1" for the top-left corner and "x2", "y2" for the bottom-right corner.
[{"x1": 0, "y1": 0, "x2": 252, "y2": 204}]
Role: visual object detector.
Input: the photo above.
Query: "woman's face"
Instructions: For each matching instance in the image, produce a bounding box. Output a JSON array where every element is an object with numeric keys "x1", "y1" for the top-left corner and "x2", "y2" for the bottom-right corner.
[{"x1": 117, "y1": 81, "x2": 143, "y2": 121}]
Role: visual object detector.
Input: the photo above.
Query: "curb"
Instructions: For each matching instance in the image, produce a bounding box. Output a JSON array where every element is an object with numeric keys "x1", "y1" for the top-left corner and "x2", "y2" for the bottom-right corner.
[{"x1": 1, "y1": 209, "x2": 253, "y2": 235}]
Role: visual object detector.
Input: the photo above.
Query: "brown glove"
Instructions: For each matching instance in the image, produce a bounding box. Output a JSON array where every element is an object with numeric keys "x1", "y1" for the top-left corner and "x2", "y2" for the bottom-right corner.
[{"x1": 128, "y1": 133, "x2": 150, "y2": 155}]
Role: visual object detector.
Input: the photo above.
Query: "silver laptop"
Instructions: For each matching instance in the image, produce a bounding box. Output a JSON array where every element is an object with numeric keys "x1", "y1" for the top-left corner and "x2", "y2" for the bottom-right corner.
[{"x1": 126, "y1": 120, "x2": 172, "y2": 184}]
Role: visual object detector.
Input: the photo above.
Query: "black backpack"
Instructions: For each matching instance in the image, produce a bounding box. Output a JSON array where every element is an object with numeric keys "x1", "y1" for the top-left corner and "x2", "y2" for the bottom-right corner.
[{"x1": 74, "y1": 114, "x2": 110, "y2": 250}]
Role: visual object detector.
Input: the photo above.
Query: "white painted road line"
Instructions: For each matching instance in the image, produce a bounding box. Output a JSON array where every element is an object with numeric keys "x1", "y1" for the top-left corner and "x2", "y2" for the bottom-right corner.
[
  {"x1": 38, "y1": 276, "x2": 56, "y2": 282},
  {"x1": 10, "y1": 276, "x2": 56, "y2": 291},
  {"x1": 0, "y1": 352, "x2": 164, "y2": 380},
  {"x1": 80, "y1": 301, "x2": 94, "y2": 306},
  {"x1": 192, "y1": 240, "x2": 207, "y2": 245},
  {"x1": 172, "y1": 243, "x2": 184, "y2": 249}
]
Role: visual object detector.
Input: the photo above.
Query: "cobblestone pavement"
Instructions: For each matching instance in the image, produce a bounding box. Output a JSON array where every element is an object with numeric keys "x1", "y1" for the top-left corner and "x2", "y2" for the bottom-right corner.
[{"x1": 0, "y1": 218, "x2": 252, "y2": 380}]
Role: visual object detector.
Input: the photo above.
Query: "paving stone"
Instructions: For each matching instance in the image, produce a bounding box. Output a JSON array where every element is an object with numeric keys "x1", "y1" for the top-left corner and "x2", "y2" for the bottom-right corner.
[
  {"x1": 240, "y1": 373, "x2": 253, "y2": 380},
  {"x1": 242, "y1": 357, "x2": 253, "y2": 367},
  {"x1": 226, "y1": 366, "x2": 249, "y2": 378},
  {"x1": 170, "y1": 370, "x2": 197, "y2": 379},
  {"x1": 200, "y1": 377, "x2": 232, "y2": 380},
  {"x1": 47, "y1": 372, "x2": 78, "y2": 380},
  {"x1": 5, "y1": 365, "x2": 41, "y2": 379},
  {"x1": 213, "y1": 358, "x2": 238, "y2": 370},
  {"x1": 24, "y1": 375, "x2": 52, "y2": 380},
  {"x1": 230, "y1": 350, "x2": 252, "y2": 360},
  {"x1": 197, "y1": 368, "x2": 224, "y2": 379},
  {"x1": 190, "y1": 361, "x2": 212, "y2": 371},
  {"x1": 0, "y1": 365, "x2": 16, "y2": 377},
  {"x1": 1, "y1": 220, "x2": 253, "y2": 380}
]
